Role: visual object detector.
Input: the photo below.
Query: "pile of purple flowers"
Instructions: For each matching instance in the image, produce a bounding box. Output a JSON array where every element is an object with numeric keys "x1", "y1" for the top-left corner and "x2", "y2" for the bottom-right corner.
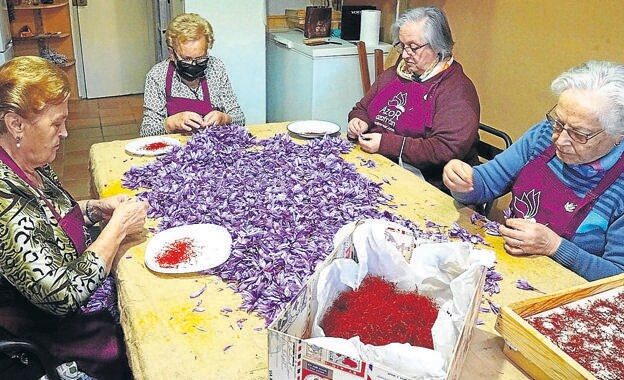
[{"x1": 123, "y1": 126, "x2": 490, "y2": 323}]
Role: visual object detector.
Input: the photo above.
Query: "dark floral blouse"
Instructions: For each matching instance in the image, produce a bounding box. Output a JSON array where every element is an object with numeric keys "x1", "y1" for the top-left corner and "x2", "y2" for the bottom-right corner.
[{"x1": 0, "y1": 162, "x2": 106, "y2": 316}]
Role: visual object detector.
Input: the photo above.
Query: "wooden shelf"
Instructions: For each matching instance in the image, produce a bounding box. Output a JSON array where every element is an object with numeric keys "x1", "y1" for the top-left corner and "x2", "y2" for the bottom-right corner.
[
  {"x1": 14, "y1": 1, "x2": 68, "y2": 10},
  {"x1": 13, "y1": 32, "x2": 69, "y2": 41},
  {"x1": 12, "y1": 0, "x2": 78, "y2": 99}
]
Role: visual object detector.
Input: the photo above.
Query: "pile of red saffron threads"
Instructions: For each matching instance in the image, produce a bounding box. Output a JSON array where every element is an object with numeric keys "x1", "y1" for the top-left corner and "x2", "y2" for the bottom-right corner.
[
  {"x1": 143, "y1": 141, "x2": 169, "y2": 151},
  {"x1": 321, "y1": 276, "x2": 439, "y2": 348},
  {"x1": 156, "y1": 238, "x2": 195, "y2": 268}
]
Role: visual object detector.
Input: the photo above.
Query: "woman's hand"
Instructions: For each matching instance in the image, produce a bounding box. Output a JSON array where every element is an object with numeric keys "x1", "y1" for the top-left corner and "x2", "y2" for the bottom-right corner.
[
  {"x1": 347, "y1": 118, "x2": 369, "y2": 139},
  {"x1": 89, "y1": 198, "x2": 148, "y2": 273},
  {"x1": 443, "y1": 159, "x2": 475, "y2": 192},
  {"x1": 203, "y1": 110, "x2": 231, "y2": 126},
  {"x1": 358, "y1": 132, "x2": 381, "y2": 153},
  {"x1": 499, "y1": 218, "x2": 561, "y2": 257},
  {"x1": 92, "y1": 194, "x2": 131, "y2": 221},
  {"x1": 107, "y1": 199, "x2": 149, "y2": 237},
  {"x1": 165, "y1": 111, "x2": 205, "y2": 133}
]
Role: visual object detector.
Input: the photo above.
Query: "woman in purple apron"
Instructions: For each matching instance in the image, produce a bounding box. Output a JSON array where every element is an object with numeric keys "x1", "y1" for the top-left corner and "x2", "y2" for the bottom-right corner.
[
  {"x1": 140, "y1": 13, "x2": 245, "y2": 137},
  {"x1": 0, "y1": 57, "x2": 148, "y2": 379},
  {"x1": 348, "y1": 6, "x2": 480, "y2": 191},
  {"x1": 443, "y1": 60, "x2": 624, "y2": 281}
]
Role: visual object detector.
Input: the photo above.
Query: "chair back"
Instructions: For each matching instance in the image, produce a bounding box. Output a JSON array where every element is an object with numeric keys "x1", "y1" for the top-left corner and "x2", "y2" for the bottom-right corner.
[
  {"x1": 357, "y1": 41, "x2": 389, "y2": 94},
  {"x1": 476, "y1": 123, "x2": 513, "y2": 216},
  {"x1": 477, "y1": 123, "x2": 513, "y2": 162}
]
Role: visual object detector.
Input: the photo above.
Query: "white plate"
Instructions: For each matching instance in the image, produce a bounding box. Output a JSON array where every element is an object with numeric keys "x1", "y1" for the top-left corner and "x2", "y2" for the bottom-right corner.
[
  {"x1": 144, "y1": 224, "x2": 232, "y2": 274},
  {"x1": 124, "y1": 136, "x2": 182, "y2": 156},
  {"x1": 287, "y1": 120, "x2": 340, "y2": 139}
]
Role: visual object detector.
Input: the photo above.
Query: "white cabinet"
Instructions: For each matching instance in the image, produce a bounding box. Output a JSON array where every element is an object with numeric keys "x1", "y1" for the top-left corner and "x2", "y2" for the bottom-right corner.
[{"x1": 267, "y1": 30, "x2": 390, "y2": 132}]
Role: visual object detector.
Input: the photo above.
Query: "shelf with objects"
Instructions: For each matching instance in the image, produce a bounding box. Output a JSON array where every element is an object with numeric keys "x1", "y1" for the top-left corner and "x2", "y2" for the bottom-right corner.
[{"x1": 10, "y1": 0, "x2": 79, "y2": 98}]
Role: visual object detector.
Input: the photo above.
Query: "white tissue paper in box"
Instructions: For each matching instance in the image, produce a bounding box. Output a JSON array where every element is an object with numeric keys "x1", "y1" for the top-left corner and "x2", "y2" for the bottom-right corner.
[{"x1": 307, "y1": 220, "x2": 495, "y2": 379}]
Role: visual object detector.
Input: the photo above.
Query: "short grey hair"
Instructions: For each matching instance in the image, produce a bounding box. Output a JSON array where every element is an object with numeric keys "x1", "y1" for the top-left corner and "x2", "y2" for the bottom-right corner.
[
  {"x1": 551, "y1": 60, "x2": 624, "y2": 136},
  {"x1": 392, "y1": 6, "x2": 454, "y2": 60}
]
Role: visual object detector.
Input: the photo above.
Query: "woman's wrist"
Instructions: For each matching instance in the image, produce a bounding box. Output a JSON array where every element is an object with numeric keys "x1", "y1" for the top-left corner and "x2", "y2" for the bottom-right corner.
[{"x1": 86, "y1": 200, "x2": 102, "y2": 224}]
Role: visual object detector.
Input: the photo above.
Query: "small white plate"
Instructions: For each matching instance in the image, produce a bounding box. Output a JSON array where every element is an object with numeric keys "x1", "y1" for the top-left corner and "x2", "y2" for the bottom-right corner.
[
  {"x1": 124, "y1": 136, "x2": 182, "y2": 156},
  {"x1": 287, "y1": 120, "x2": 340, "y2": 139},
  {"x1": 144, "y1": 224, "x2": 232, "y2": 274}
]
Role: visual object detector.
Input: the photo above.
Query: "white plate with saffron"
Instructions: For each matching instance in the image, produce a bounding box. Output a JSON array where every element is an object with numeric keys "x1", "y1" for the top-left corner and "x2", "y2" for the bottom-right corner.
[
  {"x1": 144, "y1": 224, "x2": 232, "y2": 274},
  {"x1": 287, "y1": 120, "x2": 340, "y2": 139},
  {"x1": 124, "y1": 136, "x2": 182, "y2": 156}
]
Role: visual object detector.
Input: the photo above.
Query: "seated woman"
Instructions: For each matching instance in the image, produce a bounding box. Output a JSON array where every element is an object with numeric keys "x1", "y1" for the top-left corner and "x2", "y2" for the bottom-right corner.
[
  {"x1": 140, "y1": 13, "x2": 245, "y2": 136},
  {"x1": 347, "y1": 6, "x2": 480, "y2": 192},
  {"x1": 443, "y1": 60, "x2": 624, "y2": 282},
  {"x1": 0, "y1": 57, "x2": 148, "y2": 379}
]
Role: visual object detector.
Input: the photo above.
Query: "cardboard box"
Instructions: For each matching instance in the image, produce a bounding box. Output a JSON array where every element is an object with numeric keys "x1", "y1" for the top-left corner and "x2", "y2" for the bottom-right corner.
[
  {"x1": 268, "y1": 222, "x2": 486, "y2": 380},
  {"x1": 285, "y1": 9, "x2": 341, "y2": 31},
  {"x1": 495, "y1": 273, "x2": 624, "y2": 380}
]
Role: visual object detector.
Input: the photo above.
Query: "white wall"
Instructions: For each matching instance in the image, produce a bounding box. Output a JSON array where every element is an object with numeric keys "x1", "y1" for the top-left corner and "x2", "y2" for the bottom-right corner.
[
  {"x1": 268, "y1": 0, "x2": 307, "y2": 15},
  {"x1": 185, "y1": 0, "x2": 267, "y2": 125}
]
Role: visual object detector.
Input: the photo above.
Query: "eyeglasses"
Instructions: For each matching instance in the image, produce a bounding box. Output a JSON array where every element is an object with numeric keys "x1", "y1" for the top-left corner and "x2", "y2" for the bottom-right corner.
[
  {"x1": 393, "y1": 41, "x2": 429, "y2": 55},
  {"x1": 171, "y1": 48, "x2": 209, "y2": 66},
  {"x1": 546, "y1": 104, "x2": 605, "y2": 144}
]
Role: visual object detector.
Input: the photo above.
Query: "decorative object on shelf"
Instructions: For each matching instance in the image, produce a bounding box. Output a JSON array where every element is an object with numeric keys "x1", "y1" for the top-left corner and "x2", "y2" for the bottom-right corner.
[
  {"x1": 40, "y1": 47, "x2": 68, "y2": 65},
  {"x1": 18, "y1": 25, "x2": 33, "y2": 38},
  {"x1": 41, "y1": 0, "x2": 54, "y2": 4}
]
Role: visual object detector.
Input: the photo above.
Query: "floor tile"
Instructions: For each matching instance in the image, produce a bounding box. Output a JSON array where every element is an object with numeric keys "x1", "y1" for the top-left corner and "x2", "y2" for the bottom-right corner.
[
  {"x1": 64, "y1": 136, "x2": 104, "y2": 153},
  {"x1": 62, "y1": 149, "x2": 90, "y2": 166},
  {"x1": 59, "y1": 95, "x2": 145, "y2": 192},
  {"x1": 103, "y1": 133, "x2": 139, "y2": 142},
  {"x1": 102, "y1": 123, "x2": 140, "y2": 137},
  {"x1": 62, "y1": 162, "x2": 90, "y2": 181},
  {"x1": 100, "y1": 114, "x2": 136, "y2": 127},
  {"x1": 66, "y1": 118, "x2": 101, "y2": 130},
  {"x1": 67, "y1": 128, "x2": 103, "y2": 140},
  {"x1": 62, "y1": 178, "x2": 91, "y2": 201}
]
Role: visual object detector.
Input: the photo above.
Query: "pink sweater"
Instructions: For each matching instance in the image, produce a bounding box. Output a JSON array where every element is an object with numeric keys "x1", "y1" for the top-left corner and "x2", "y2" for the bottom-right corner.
[{"x1": 349, "y1": 61, "x2": 480, "y2": 191}]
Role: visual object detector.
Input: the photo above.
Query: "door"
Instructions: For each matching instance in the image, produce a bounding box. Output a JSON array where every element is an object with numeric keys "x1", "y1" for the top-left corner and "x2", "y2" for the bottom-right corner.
[{"x1": 72, "y1": 0, "x2": 156, "y2": 98}]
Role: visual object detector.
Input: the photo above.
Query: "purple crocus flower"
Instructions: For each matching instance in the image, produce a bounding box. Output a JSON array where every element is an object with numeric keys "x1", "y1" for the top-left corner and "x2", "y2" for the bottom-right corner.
[{"x1": 515, "y1": 278, "x2": 546, "y2": 294}]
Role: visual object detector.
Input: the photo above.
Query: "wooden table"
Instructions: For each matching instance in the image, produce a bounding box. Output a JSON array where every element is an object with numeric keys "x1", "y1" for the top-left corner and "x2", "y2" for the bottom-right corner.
[{"x1": 89, "y1": 122, "x2": 585, "y2": 379}]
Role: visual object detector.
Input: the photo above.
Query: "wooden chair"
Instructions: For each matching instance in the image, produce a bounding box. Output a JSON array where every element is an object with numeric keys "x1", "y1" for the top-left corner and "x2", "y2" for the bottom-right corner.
[
  {"x1": 476, "y1": 122, "x2": 513, "y2": 216},
  {"x1": 357, "y1": 41, "x2": 386, "y2": 94}
]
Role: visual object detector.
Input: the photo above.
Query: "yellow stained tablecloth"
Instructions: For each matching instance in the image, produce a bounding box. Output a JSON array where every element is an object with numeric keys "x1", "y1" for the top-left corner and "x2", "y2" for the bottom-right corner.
[{"x1": 89, "y1": 122, "x2": 585, "y2": 379}]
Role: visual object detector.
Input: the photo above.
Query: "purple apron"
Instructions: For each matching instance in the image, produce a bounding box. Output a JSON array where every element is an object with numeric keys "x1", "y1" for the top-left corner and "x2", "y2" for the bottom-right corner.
[
  {"x1": 165, "y1": 61, "x2": 214, "y2": 116},
  {"x1": 510, "y1": 145, "x2": 624, "y2": 240},
  {"x1": 367, "y1": 69, "x2": 452, "y2": 137},
  {"x1": 0, "y1": 148, "x2": 130, "y2": 379},
  {"x1": 0, "y1": 147, "x2": 87, "y2": 252}
]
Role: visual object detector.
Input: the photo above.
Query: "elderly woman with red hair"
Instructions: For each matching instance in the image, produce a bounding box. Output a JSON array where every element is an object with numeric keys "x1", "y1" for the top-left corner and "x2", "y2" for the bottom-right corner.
[{"x1": 0, "y1": 56, "x2": 147, "y2": 379}]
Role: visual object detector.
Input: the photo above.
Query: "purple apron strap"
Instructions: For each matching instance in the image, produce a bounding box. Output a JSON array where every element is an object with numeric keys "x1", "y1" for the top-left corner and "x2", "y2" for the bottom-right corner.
[
  {"x1": 165, "y1": 61, "x2": 214, "y2": 117},
  {"x1": 0, "y1": 147, "x2": 87, "y2": 252}
]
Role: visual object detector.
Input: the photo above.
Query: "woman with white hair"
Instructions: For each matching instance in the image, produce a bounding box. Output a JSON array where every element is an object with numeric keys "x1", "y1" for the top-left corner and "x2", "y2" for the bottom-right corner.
[
  {"x1": 348, "y1": 6, "x2": 480, "y2": 192},
  {"x1": 444, "y1": 60, "x2": 624, "y2": 281}
]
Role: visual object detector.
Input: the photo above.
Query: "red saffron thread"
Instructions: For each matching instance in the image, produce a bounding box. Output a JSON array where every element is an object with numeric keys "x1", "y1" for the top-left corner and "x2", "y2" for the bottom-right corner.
[
  {"x1": 144, "y1": 141, "x2": 169, "y2": 151},
  {"x1": 526, "y1": 290, "x2": 624, "y2": 379},
  {"x1": 156, "y1": 238, "x2": 195, "y2": 268},
  {"x1": 321, "y1": 276, "x2": 439, "y2": 349}
]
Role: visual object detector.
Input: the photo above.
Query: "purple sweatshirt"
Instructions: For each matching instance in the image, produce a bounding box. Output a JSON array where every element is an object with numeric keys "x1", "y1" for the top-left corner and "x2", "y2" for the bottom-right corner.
[{"x1": 349, "y1": 61, "x2": 480, "y2": 191}]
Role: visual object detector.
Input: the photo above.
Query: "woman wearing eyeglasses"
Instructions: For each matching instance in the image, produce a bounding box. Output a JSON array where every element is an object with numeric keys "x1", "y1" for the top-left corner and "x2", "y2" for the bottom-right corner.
[
  {"x1": 347, "y1": 6, "x2": 480, "y2": 192},
  {"x1": 443, "y1": 60, "x2": 624, "y2": 281},
  {"x1": 140, "y1": 13, "x2": 245, "y2": 136}
]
